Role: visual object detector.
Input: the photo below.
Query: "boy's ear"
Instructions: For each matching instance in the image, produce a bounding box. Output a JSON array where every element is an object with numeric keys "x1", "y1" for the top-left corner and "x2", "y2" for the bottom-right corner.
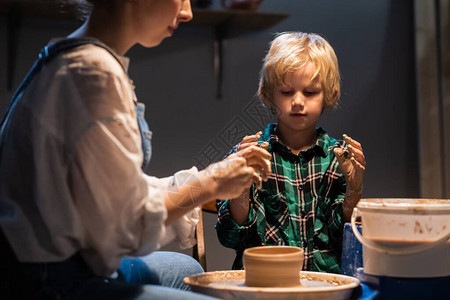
[
  {"x1": 331, "y1": 90, "x2": 338, "y2": 101},
  {"x1": 333, "y1": 87, "x2": 341, "y2": 101},
  {"x1": 329, "y1": 89, "x2": 340, "y2": 106}
]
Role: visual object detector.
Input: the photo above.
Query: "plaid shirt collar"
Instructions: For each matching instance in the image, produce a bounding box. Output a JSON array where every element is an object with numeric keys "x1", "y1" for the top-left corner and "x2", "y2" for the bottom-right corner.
[{"x1": 261, "y1": 123, "x2": 328, "y2": 163}]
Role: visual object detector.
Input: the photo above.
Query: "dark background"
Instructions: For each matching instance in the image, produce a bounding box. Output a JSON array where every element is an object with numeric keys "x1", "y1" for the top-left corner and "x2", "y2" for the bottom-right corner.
[{"x1": 0, "y1": 0, "x2": 419, "y2": 270}]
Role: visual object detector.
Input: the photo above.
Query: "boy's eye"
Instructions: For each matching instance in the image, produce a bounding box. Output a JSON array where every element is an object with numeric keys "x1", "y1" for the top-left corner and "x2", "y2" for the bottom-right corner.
[
  {"x1": 280, "y1": 90, "x2": 293, "y2": 95},
  {"x1": 304, "y1": 90, "x2": 321, "y2": 96}
]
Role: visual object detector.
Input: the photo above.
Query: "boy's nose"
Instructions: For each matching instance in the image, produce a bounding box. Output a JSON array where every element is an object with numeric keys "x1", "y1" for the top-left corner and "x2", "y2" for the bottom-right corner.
[{"x1": 292, "y1": 93, "x2": 305, "y2": 106}]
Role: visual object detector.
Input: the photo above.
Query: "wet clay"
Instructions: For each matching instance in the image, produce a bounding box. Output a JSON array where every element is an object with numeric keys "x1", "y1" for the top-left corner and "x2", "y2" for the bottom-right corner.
[{"x1": 243, "y1": 246, "x2": 304, "y2": 287}]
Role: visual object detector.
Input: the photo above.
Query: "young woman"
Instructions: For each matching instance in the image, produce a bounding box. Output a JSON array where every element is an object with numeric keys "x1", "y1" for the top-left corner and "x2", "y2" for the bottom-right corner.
[{"x1": 0, "y1": 1, "x2": 271, "y2": 299}]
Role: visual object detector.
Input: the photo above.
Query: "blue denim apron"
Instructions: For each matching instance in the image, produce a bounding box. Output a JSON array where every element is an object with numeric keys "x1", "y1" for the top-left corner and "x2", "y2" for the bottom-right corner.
[
  {"x1": 0, "y1": 37, "x2": 152, "y2": 171},
  {"x1": 135, "y1": 102, "x2": 152, "y2": 170}
]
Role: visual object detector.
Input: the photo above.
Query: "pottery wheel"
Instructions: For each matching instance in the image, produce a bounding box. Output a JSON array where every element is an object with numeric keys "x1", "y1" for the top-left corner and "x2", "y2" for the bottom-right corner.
[{"x1": 184, "y1": 270, "x2": 360, "y2": 300}]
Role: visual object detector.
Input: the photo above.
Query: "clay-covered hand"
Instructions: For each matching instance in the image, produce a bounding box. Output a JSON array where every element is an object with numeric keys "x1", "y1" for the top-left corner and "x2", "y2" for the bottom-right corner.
[
  {"x1": 333, "y1": 134, "x2": 366, "y2": 193},
  {"x1": 236, "y1": 131, "x2": 270, "y2": 187},
  {"x1": 237, "y1": 131, "x2": 265, "y2": 151},
  {"x1": 205, "y1": 144, "x2": 271, "y2": 200}
]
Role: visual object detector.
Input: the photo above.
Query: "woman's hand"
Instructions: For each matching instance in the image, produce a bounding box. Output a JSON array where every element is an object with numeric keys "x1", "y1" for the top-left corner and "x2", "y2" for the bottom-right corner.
[
  {"x1": 164, "y1": 142, "x2": 271, "y2": 224},
  {"x1": 206, "y1": 142, "x2": 271, "y2": 200}
]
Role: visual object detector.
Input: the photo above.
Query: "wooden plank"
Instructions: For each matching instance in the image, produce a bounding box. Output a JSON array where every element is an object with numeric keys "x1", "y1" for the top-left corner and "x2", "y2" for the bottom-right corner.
[
  {"x1": 440, "y1": 0, "x2": 450, "y2": 197},
  {"x1": 202, "y1": 200, "x2": 217, "y2": 213},
  {"x1": 414, "y1": 0, "x2": 444, "y2": 197},
  {"x1": 194, "y1": 210, "x2": 207, "y2": 271}
]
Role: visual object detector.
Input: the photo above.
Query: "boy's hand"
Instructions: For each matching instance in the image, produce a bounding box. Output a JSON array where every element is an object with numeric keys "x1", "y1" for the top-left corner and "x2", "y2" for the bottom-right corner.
[
  {"x1": 333, "y1": 134, "x2": 366, "y2": 192},
  {"x1": 237, "y1": 131, "x2": 269, "y2": 151},
  {"x1": 236, "y1": 131, "x2": 270, "y2": 188},
  {"x1": 226, "y1": 132, "x2": 271, "y2": 225}
]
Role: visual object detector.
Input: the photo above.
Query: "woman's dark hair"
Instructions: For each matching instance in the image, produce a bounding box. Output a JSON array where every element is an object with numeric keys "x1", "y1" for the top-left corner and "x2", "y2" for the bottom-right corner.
[{"x1": 59, "y1": 0, "x2": 94, "y2": 20}]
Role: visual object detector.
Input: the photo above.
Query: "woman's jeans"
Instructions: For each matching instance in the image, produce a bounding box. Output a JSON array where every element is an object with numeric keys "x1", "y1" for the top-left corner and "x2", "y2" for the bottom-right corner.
[{"x1": 18, "y1": 251, "x2": 217, "y2": 300}]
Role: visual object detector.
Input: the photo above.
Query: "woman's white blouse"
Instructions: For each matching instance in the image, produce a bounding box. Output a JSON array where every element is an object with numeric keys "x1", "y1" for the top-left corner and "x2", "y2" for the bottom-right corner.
[{"x1": 0, "y1": 42, "x2": 198, "y2": 276}]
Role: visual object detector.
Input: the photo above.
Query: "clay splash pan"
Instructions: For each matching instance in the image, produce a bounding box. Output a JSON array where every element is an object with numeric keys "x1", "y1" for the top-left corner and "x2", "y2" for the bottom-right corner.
[{"x1": 184, "y1": 270, "x2": 360, "y2": 300}]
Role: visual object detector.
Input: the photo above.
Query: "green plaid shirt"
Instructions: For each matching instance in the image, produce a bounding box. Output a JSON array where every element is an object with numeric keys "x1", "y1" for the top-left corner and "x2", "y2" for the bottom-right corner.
[{"x1": 216, "y1": 123, "x2": 347, "y2": 273}]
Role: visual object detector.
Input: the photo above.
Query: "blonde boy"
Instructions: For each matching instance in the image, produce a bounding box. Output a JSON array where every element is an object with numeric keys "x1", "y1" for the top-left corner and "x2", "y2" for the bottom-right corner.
[{"x1": 216, "y1": 32, "x2": 366, "y2": 273}]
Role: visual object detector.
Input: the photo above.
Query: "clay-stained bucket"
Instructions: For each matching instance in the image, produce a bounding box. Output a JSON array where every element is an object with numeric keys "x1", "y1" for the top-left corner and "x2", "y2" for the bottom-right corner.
[{"x1": 351, "y1": 198, "x2": 450, "y2": 278}]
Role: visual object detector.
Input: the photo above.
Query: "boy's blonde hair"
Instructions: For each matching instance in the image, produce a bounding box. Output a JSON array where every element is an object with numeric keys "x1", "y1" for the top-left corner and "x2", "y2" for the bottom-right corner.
[{"x1": 258, "y1": 32, "x2": 341, "y2": 110}]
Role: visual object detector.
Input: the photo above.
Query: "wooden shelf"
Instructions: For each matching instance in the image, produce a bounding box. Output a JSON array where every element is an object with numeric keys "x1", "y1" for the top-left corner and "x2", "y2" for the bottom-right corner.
[
  {"x1": 187, "y1": 8, "x2": 289, "y2": 30},
  {"x1": 1, "y1": 1, "x2": 289, "y2": 97},
  {"x1": 0, "y1": 1, "x2": 289, "y2": 29}
]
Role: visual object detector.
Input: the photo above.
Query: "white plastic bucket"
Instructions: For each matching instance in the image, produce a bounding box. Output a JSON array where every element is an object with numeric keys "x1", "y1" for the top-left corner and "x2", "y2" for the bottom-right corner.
[{"x1": 351, "y1": 198, "x2": 450, "y2": 278}]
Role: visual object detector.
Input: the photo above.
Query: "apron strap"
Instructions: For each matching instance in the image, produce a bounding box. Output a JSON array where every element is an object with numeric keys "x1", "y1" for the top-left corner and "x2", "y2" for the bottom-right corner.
[{"x1": 0, "y1": 38, "x2": 148, "y2": 167}]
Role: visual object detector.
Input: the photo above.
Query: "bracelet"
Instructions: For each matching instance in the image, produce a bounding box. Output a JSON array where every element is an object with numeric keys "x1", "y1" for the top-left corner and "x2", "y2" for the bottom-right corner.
[{"x1": 238, "y1": 192, "x2": 249, "y2": 208}]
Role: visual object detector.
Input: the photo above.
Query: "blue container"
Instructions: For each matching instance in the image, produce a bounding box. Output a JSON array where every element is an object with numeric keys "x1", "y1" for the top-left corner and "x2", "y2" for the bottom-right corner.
[
  {"x1": 357, "y1": 269, "x2": 450, "y2": 300},
  {"x1": 341, "y1": 222, "x2": 363, "y2": 277}
]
